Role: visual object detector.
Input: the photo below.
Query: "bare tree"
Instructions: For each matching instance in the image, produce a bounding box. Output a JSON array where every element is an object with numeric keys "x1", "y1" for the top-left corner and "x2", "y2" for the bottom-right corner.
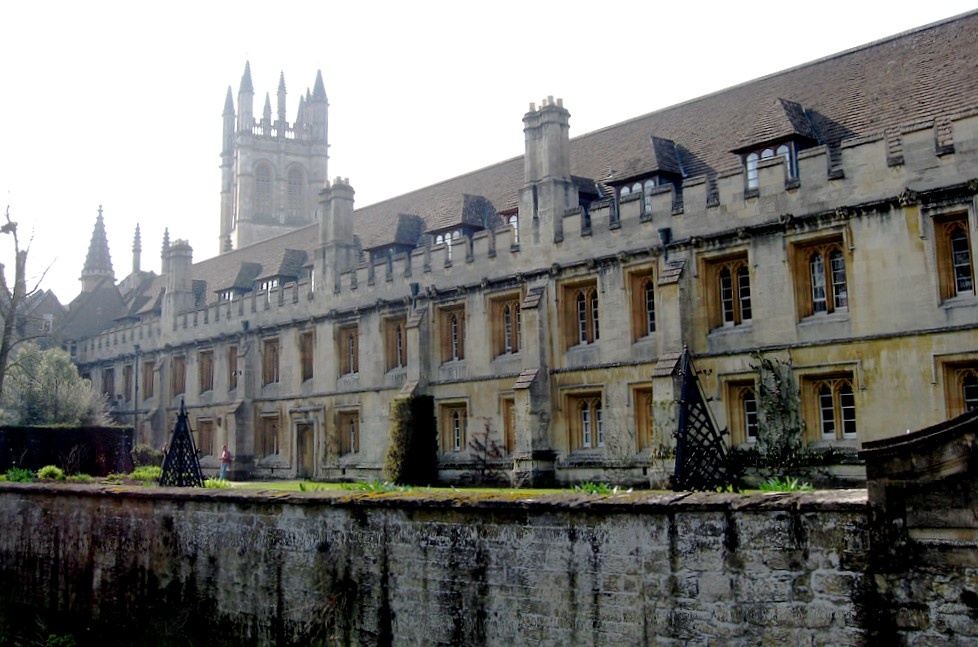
[{"x1": 0, "y1": 205, "x2": 29, "y2": 398}]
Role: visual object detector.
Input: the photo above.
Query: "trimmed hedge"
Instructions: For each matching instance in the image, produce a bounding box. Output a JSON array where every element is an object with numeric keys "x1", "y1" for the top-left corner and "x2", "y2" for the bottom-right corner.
[{"x1": 383, "y1": 395, "x2": 438, "y2": 486}]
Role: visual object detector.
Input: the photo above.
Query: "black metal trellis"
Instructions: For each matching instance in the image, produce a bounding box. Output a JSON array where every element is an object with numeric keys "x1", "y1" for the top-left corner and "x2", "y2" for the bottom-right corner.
[
  {"x1": 673, "y1": 348, "x2": 730, "y2": 491},
  {"x1": 159, "y1": 400, "x2": 204, "y2": 487}
]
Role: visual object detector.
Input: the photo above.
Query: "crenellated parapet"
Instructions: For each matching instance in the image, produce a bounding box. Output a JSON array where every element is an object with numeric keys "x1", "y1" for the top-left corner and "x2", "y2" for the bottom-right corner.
[{"x1": 78, "y1": 110, "x2": 978, "y2": 369}]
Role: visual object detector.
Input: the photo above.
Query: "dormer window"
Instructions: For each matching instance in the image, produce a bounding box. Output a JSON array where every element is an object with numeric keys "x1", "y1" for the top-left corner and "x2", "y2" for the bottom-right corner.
[
  {"x1": 619, "y1": 178, "x2": 657, "y2": 214},
  {"x1": 219, "y1": 289, "x2": 236, "y2": 302},
  {"x1": 258, "y1": 278, "x2": 279, "y2": 292},
  {"x1": 745, "y1": 143, "x2": 796, "y2": 190},
  {"x1": 434, "y1": 230, "x2": 462, "y2": 260}
]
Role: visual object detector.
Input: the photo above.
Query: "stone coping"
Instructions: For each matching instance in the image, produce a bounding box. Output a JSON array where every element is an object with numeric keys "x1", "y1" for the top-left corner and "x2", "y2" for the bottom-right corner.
[{"x1": 0, "y1": 482, "x2": 868, "y2": 514}]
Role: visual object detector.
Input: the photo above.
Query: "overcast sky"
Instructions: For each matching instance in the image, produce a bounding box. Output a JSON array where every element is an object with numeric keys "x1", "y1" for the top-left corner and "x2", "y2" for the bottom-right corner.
[{"x1": 1, "y1": 1, "x2": 975, "y2": 303}]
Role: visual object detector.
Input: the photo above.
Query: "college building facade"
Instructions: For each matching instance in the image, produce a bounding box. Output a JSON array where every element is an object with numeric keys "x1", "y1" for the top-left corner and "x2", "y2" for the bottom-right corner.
[{"x1": 64, "y1": 13, "x2": 978, "y2": 484}]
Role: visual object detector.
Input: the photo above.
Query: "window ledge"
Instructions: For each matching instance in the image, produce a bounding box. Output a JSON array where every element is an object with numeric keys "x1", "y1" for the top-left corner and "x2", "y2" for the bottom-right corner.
[
  {"x1": 941, "y1": 294, "x2": 977, "y2": 310},
  {"x1": 708, "y1": 322, "x2": 753, "y2": 337},
  {"x1": 798, "y1": 311, "x2": 849, "y2": 327}
]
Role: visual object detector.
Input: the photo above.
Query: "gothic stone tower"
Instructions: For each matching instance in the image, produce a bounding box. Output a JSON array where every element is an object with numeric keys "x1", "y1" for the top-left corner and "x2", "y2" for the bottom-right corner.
[{"x1": 220, "y1": 62, "x2": 329, "y2": 253}]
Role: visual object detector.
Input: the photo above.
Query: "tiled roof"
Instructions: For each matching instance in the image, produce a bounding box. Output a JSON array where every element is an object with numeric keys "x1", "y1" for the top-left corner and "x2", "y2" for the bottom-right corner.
[{"x1": 118, "y1": 12, "x2": 978, "y2": 309}]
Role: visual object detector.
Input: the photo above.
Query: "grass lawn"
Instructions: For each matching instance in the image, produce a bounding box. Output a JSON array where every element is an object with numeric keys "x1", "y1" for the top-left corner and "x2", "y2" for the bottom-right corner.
[{"x1": 228, "y1": 480, "x2": 570, "y2": 496}]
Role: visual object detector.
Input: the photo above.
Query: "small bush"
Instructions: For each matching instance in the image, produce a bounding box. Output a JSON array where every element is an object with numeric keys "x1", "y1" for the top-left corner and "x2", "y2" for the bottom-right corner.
[
  {"x1": 6, "y1": 467, "x2": 35, "y2": 482},
  {"x1": 37, "y1": 465, "x2": 65, "y2": 480},
  {"x1": 204, "y1": 478, "x2": 230, "y2": 489},
  {"x1": 759, "y1": 476, "x2": 813, "y2": 492},
  {"x1": 66, "y1": 474, "x2": 92, "y2": 483},
  {"x1": 573, "y1": 481, "x2": 628, "y2": 495},
  {"x1": 131, "y1": 444, "x2": 164, "y2": 467},
  {"x1": 130, "y1": 465, "x2": 162, "y2": 482}
]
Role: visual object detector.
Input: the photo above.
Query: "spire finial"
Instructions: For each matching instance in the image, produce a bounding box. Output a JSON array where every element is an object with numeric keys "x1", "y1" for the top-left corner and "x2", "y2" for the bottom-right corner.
[{"x1": 80, "y1": 205, "x2": 114, "y2": 291}]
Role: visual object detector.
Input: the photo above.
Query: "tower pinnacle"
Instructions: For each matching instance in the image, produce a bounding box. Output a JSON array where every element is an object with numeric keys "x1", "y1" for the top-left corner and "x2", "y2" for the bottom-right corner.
[{"x1": 80, "y1": 205, "x2": 115, "y2": 293}]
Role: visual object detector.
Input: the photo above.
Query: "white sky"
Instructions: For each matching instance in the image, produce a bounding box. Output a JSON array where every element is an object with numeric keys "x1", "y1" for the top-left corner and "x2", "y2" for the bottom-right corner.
[{"x1": 1, "y1": 1, "x2": 975, "y2": 303}]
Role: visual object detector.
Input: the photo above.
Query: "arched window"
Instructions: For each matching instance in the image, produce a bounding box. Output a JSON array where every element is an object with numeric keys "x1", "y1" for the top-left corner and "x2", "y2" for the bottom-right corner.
[
  {"x1": 286, "y1": 168, "x2": 303, "y2": 221},
  {"x1": 643, "y1": 178, "x2": 656, "y2": 214},
  {"x1": 709, "y1": 256, "x2": 751, "y2": 328},
  {"x1": 574, "y1": 395, "x2": 604, "y2": 449},
  {"x1": 254, "y1": 164, "x2": 273, "y2": 220},
  {"x1": 508, "y1": 214, "x2": 519, "y2": 245},
  {"x1": 643, "y1": 278, "x2": 656, "y2": 335},
  {"x1": 450, "y1": 314, "x2": 461, "y2": 360},
  {"x1": 812, "y1": 376, "x2": 857, "y2": 440},
  {"x1": 963, "y1": 371, "x2": 978, "y2": 412},
  {"x1": 395, "y1": 325, "x2": 404, "y2": 368},
  {"x1": 950, "y1": 226, "x2": 974, "y2": 295},
  {"x1": 746, "y1": 152, "x2": 760, "y2": 189},
  {"x1": 451, "y1": 410, "x2": 463, "y2": 451},
  {"x1": 565, "y1": 283, "x2": 599, "y2": 348}
]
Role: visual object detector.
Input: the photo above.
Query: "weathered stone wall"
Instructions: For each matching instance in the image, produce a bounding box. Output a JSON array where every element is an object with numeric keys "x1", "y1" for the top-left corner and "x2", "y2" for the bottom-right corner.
[{"x1": 0, "y1": 485, "x2": 880, "y2": 646}]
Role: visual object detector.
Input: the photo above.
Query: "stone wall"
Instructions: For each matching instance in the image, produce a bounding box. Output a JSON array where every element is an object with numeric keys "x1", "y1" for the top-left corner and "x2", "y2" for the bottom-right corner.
[{"x1": 0, "y1": 485, "x2": 876, "y2": 646}]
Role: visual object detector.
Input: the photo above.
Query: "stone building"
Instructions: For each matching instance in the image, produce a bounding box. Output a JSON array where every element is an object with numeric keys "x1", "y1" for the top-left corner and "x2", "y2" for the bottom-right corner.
[{"x1": 66, "y1": 13, "x2": 978, "y2": 484}]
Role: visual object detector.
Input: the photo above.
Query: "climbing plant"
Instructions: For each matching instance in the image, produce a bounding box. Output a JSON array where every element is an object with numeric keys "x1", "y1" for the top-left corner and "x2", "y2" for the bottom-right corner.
[{"x1": 751, "y1": 352, "x2": 805, "y2": 478}]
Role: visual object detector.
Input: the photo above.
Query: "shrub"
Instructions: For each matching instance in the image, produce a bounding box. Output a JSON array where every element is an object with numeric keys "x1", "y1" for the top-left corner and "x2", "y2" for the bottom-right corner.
[
  {"x1": 66, "y1": 474, "x2": 92, "y2": 483},
  {"x1": 383, "y1": 395, "x2": 438, "y2": 486},
  {"x1": 5, "y1": 467, "x2": 35, "y2": 482},
  {"x1": 131, "y1": 444, "x2": 164, "y2": 467},
  {"x1": 37, "y1": 465, "x2": 65, "y2": 480},
  {"x1": 204, "y1": 478, "x2": 231, "y2": 489},
  {"x1": 573, "y1": 481, "x2": 629, "y2": 495},
  {"x1": 130, "y1": 465, "x2": 162, "y2": 482}
]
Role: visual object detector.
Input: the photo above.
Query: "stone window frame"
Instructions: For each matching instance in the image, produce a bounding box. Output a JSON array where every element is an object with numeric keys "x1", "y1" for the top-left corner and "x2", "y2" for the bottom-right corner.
[
  {"x1": 384, "y1": 315, "x2": 408, "y2": 371},
  {"x1": 102, "y1": 367, "x2": 115, "y2": 400},
  {"x1": 632, "y1": 384, "x2": 654, "y2": 452},
  {"x1": 196, "y1": 417, "x2": 215, "y2": 457},
  {"x1": 500, "y1": 395, "x2": 516, "y2": 455},
  {"x1": 943, "y1": 360, "x2": 978, "y2": 418},
  {"x1": 744, "y1": 142, "x2": 795, "y2": 190},
  {"x1": 438, "y1": 303, "x2": 466, "y2": 364},
  {"x1": 618, "y1": 177, "x2": 657, "y2": 216},
  {"x1": 261, "y1": 338, "x2": 280, "y2": 386},
  {"x1": 171, "y1": 355, "x2": 186, "y2": 397},
  {"x1": 560, "y1": 277, "x2": 600, "y2": 350},
  {"x1": 566, "y1": 390, "x2": 604, "y2": 451},
  {"x1": 934, "y1": 213, "x2": 975, "y2": 301},
  {"x1": 254, "y1": 162, "x2": 274, "y2": 221},
  {"x1": 337, "y1": 409, "x2": 360, "y2": 455},
  {"x1": 489, "y1": 291, "x2": 523, "y2": 358},
  {"x1": 122, "y1": 364, "x2": 133, "y2": 403},
  {"x1": 627, "y1": 265, "x2": 657, "y2": 342},
  {"x1": 703, "y1": 251, "x2": 752, "y2": 330},
  {"x1": 790, "y1": 233, "x2": 850, "y2": 320},
  {"x1": 299, "y1": 330, "x2": 314, "y2": 383},
  {"x1": 438, "y1": 401, "x2": 468, "y2": 453},
  {"x1": 337, "y1": 324, "x2": 359, "y2": 376},
  {"x1": 257, "y1": 412, "x2": 281, "y2": 458},
  {"x1": 142, "y1": 359, "x2": 155, "y2": 399},
  {"x1": 725, "y1": 379, "x2": 759, "y2": 445},
  {"x1": 198, "y1": 349, "x2": 214, "y2": 394},
  {"x1": 285, "y1": 166, "x2": 305, "y2": 221},
  {"x1": 227, "y1": 345, "x2": 238, "y2": 391},
  {"x1": 802, "y1": 372, "x2": 857, "y2": 443}
]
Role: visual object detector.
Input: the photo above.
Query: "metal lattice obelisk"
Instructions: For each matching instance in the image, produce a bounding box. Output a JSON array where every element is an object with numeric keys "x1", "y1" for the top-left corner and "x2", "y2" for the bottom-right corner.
[
  {"x1": 159, "y1": 400, "x2": 204, "y2": 487},
  {"x1": 673, "y1": 347, "x2": 731, "y2": 491}
]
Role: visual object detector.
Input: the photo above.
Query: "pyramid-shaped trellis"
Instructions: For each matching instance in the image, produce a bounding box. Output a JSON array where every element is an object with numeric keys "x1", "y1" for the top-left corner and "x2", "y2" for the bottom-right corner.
[
  {"x1": 159, "y1": 400, "x2": 204, "y2": 487},
  {"x1": 673, "y1": 348, "x2": 731, "y2": 491}
]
